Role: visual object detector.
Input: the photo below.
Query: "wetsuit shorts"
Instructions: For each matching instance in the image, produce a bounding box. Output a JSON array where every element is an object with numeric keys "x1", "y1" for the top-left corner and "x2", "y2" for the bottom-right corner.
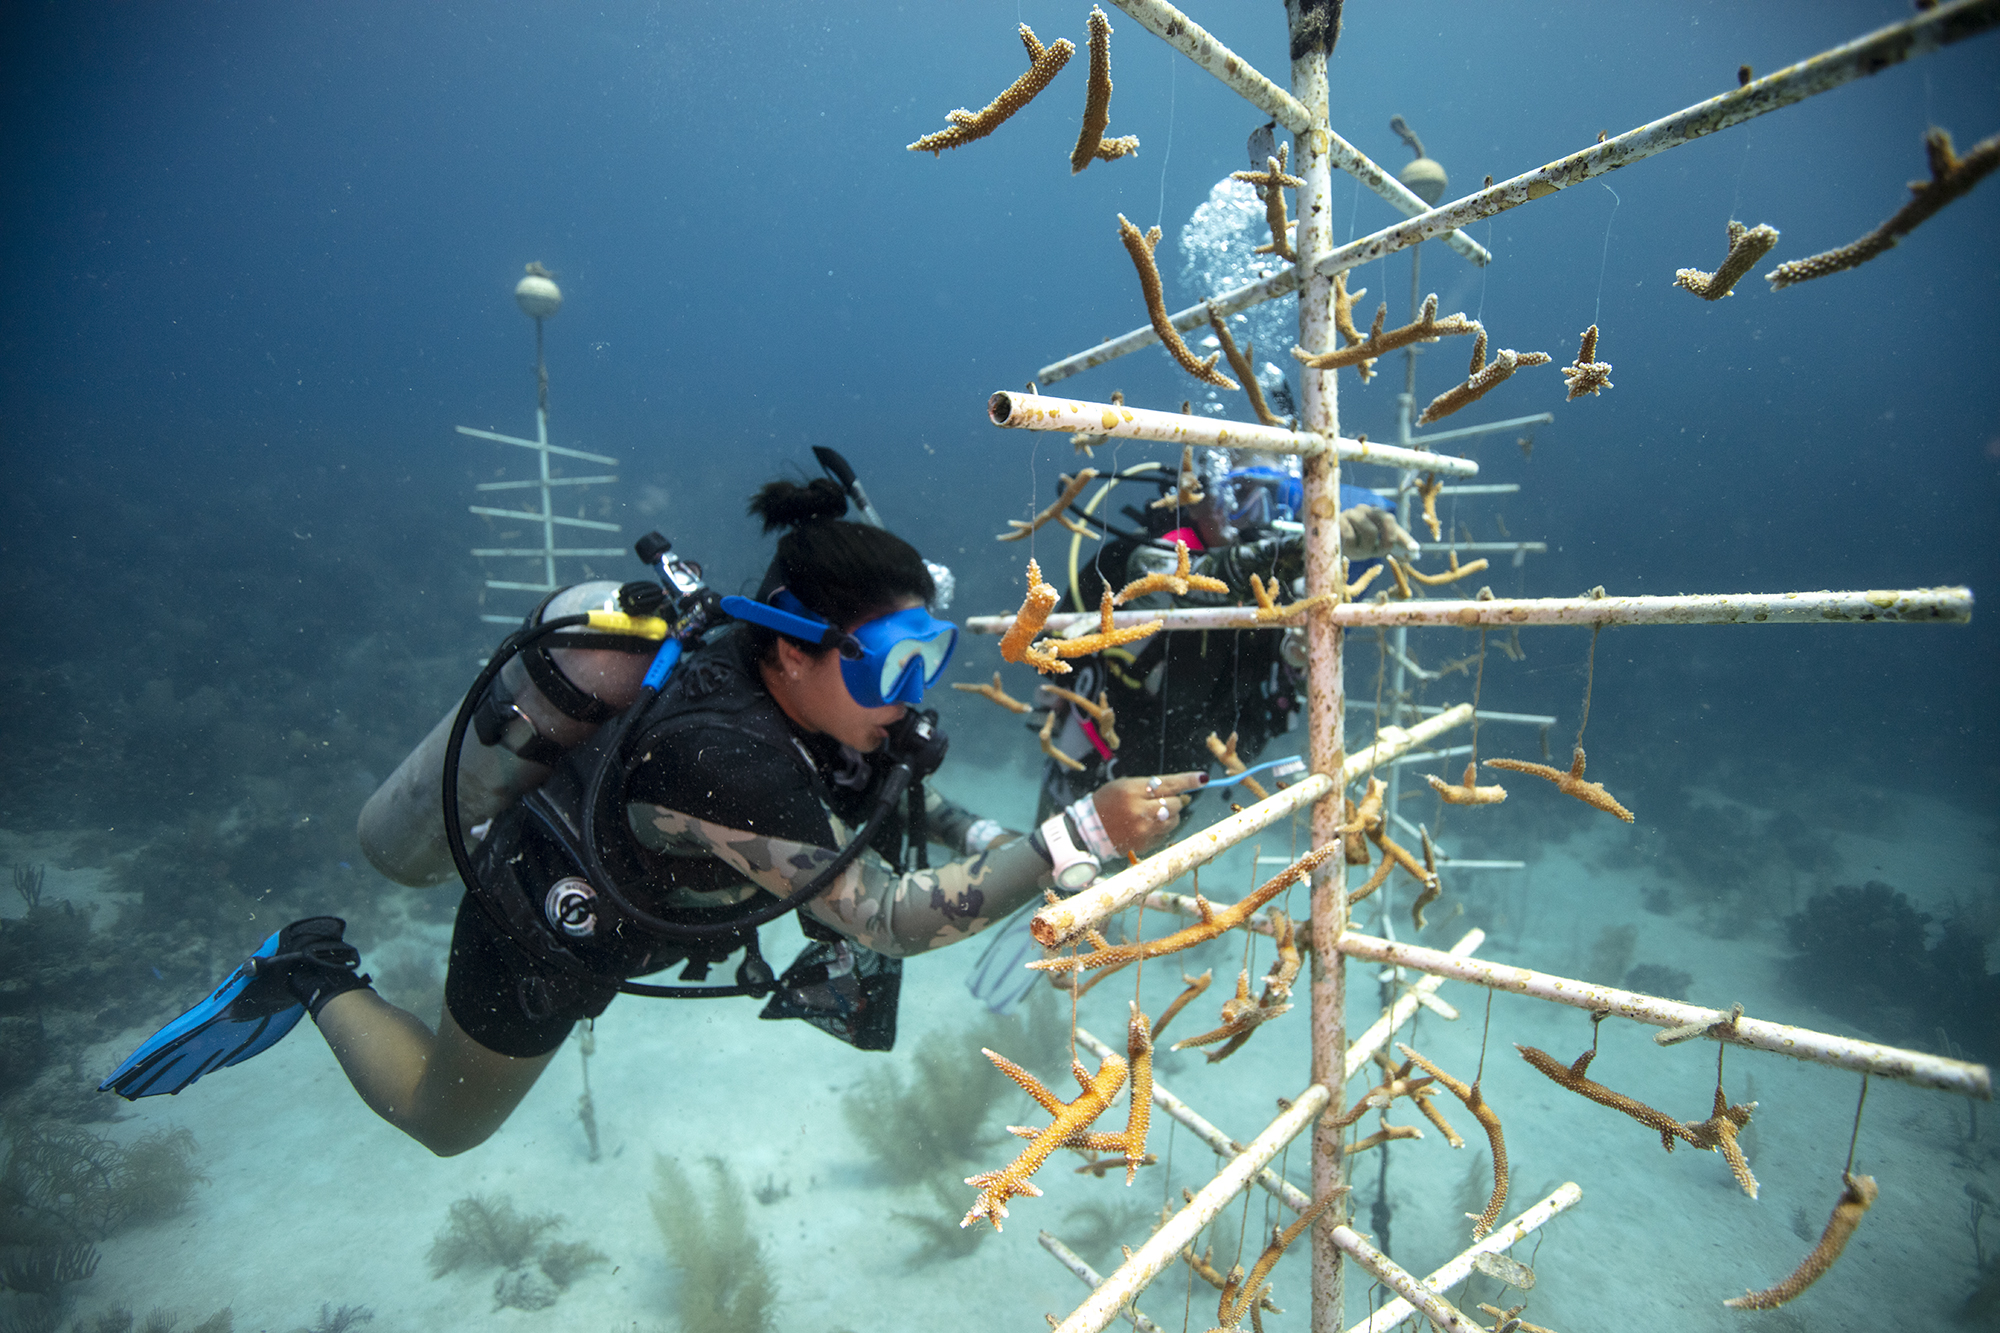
[{"x1": 444, "y1": 892, "x2": 618, "y2": 1059}]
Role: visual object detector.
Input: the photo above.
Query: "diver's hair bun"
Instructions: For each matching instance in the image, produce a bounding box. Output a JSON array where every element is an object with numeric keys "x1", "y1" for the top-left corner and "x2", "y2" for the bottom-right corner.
[{"x1": 747, "y1": 477, "x2": 849, "y2": 533}]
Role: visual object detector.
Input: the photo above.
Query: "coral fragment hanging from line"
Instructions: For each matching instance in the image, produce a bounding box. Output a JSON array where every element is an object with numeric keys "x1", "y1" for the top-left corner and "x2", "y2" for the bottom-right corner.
[
  {"x1": 1293, "y1": 292, "x2": 1478, "y2": 372},
  {"x1": 1118, "y1": 215, "x2": 1239, "y2": 389},
  {"x1": 1766, "y1": 127, "x2": 2000, "y2": 289},
  {"x1": 1672, "y1": 220, "x2": 1779, "y2": 299},
  {"x1": 1562, "y1": 324, "x2": 1614, "y2": 400},
  {"x1": 908, "y1": 25, "x2": 1074, "y2": 156},
  {"x1": 1485, "y1": 745, "x2": 1634, "y2": 823},
  {"x1": 1069, "y1": 7, "x2": 1139, "y2": 173}
]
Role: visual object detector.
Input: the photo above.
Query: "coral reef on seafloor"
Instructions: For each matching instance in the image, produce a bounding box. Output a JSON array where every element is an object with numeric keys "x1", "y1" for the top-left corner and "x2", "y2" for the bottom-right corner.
[
  {"x1": 425, "y1": 1192, "x2": 604, "y2": 1312},
  {"x1": 649, "y1": 1156, "x2": 775, "y2": 1333},
  {"x1": 0, "y1": 1124, "x2": 205, "y2": 1247},
  {"x1": 1783, "y1": 881, "x2": 2000, "y2": 1061}
]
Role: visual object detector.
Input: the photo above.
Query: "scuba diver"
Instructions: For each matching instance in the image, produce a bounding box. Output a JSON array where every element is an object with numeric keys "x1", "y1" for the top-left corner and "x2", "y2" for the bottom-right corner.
[
  {"x1": 100, "y1": 456, "x2": 1207, "y2": 1156},
  {"x1": 1032, "y1": 450, "x2": 1418, "y2": 822}
]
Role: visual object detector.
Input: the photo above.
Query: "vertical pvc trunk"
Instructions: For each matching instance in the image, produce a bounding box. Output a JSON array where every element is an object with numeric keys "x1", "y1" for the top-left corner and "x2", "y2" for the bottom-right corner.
[{"x1": 1287, "y1": 4, "x2": 1346, "y2": 1329}]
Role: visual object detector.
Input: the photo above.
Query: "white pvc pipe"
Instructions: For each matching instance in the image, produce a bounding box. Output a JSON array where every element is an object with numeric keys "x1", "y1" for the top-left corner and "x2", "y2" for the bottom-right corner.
[
  {"x1": 987, "y1": 391, "x2": 1479, "y2": 476},
  {"x1": 1039, "y1": 1232, "x2": 1168, "y2": 1333},
  {"x1": 1342, "y1": 1183, "x2": 1585, "y2": 1333},
  {"x1": 1336, "y1": 932, "x2": 1993, "y2": 1099},
  {"x1": 1031, "y1": 706, "x2": 1474, "y2": 948},
  {"x1": 1106, "y1": 0, "x2": 1309, "y2": 131},
  {"x1": 1297, "y1": 0, "x2": 2000, "y2": 288},
  {"x1": 1409, "y1": 413, "x2": 1554, "y2": 448},
  {"x1": 1051, "y1": 1084, "x2": 1332, "y2": 1333},
  {"x1": 454, "y1": 424, "x2": 618, "y2": 465},
  {"x1": 1348, "y1": 701, "x2": 1556, "y2": 728},
  {"x1": 967, "y1": 588, "x2": 1974, "y2": 638},
  {"x1": 1329, "y1": 1227, "x2": 1484, "y2": 1333},
  {"x1": 1032, "y1": 0, "x2": 2000, "y2": 387}
]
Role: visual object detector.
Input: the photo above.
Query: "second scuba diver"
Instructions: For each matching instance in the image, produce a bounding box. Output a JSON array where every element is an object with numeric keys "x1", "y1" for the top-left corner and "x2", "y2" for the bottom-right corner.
[
  {"x1": 102, "y1": 467, "x2": 1206, "y2": 1156},
  {"x1": 1034, "y1": 450, "x2": 1418, "y2": 821}
]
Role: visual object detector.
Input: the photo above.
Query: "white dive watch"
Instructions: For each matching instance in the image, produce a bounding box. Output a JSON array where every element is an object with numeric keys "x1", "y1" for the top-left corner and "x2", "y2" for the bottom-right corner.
[{"x1": 1038, "y1": 811, "x2": 1101, "y2": 892}]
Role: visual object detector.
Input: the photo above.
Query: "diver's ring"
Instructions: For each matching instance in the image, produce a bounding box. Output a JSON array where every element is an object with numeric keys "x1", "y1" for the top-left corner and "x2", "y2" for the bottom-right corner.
[
  {"x1": 1145, "y1": 777, "x2": 1161, "y2": 795},
  {"x1": 1155, "y1": 802, "x2": 1172, "y2": 823}
]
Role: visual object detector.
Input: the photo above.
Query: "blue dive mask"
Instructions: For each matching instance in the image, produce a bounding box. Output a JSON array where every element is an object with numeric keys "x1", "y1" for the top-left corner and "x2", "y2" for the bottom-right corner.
[{"x1": 721, "y1": 592, "x2": 958, "y2": 708}]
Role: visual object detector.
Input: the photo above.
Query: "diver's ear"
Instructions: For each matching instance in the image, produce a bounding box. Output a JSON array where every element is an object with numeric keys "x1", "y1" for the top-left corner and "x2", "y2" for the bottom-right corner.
[{"x1": 772, "y1": 633, "x2": 812, "y2": 680}]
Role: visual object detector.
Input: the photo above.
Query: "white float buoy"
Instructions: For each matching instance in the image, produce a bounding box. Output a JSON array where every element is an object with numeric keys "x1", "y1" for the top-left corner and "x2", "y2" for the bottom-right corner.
[{"x1": 515, "y1": 261, "x2": 562, "y2": 319}]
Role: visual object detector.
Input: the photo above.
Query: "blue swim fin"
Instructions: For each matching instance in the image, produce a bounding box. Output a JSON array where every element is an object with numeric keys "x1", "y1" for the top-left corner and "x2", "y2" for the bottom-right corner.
[{"x1": 101, "y1": 917, "x2": 362, "y2": 1099}]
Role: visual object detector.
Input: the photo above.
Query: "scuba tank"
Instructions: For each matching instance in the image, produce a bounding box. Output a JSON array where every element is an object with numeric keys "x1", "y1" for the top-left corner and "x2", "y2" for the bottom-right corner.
[
  {"x1": 357, "y1": 580, "x2": 665, "y2": 887},
  {"x1": 359, "y1": 447, "x2": 921, "y2": 888}
]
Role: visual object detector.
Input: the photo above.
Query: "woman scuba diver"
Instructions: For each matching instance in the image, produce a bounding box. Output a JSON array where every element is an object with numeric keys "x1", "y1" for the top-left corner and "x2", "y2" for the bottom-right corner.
[{"x1": 101, "y1": 472, "x2": 1205, "y2": 1155}]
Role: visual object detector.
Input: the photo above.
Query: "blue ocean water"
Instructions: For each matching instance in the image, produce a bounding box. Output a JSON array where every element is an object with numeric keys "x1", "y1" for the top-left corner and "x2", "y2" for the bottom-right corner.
[{"x1": 2, "y1": 3, "x2": 1996, "y2": 1330}]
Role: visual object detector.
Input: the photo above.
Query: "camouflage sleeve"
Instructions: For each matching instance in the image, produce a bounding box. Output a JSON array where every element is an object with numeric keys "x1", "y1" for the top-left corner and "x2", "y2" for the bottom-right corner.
[{"x1": 630, "y1": 802, "x2": 1053, "y2": 958}]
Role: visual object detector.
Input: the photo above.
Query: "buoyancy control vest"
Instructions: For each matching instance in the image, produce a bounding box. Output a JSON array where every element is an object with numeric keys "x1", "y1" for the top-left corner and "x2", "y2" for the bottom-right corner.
[{"x1": 468, "y1": 630, "x2": 918, "y2": 1047}]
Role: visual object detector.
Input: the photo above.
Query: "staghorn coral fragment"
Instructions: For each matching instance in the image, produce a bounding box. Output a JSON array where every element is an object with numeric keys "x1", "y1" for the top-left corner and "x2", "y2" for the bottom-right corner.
[
  {"x1": 1331, "y1": 271, "x2": 1377, "y2": 382},
  {"x1": 1038, "y1": 709, "x2": 1085, "y2": 772},
  {"x1": 1405, "y1": 550, "x2": 1491, "y2": 587},
  {"x1": 1248, "y1": 571, "x2": 1335, "y2": 622},
  {"x1": 1485, "y1": 745, "x2": 1634, "y2": 823},
  {"x1": 1038, "y1": 1005, "x2": 1156, "y2": 1183},
  {"x1": 1001, "y1": 559, "x2": 1068, "y2": 674},
  {"x1": 1769, "y1": 128, "x2": 1998, "y2": 289},
  {"x1": 1232, "y1": 144, "x2": 1302, "y2": 263},
  {"x1": 952, "y1": 671, "x2": 1031, "y2": 714},
  {"x1": 1150, "y1": 971, "x2": 1215, "y2": 1045},
  {"x1": 1561, "y1": 324, "x2": 1614, "y2": 400},
  {"x1": 1687, "y1": 1084, "x2": 1761, "y2": 1199},
  {"x1": 1293, "y1": 292, "x2": 1478, "y2": 371},
  {"x1": 1516, "y1": 1044, "x2": 1702, "y2": 1151},
  {"x1": 1182, "y1": 1241, "x2": 1284, "y2": 1322},
  {"x1": 998, "y1": 469, "x2": 1099, "y2": 542},
  {"x1": 1724, "y1": 1172, "x2": 1876, "y2": 1308},
  {"x1": 1673, "y1": 219, "x2": 1780, "y2": 299},
  {"x1": 1349, "y1": 1117, "x2": 1425, "y2": 1154},
  {"x1": 963, "y1": 1050, "x2": 1127, "y2": 1230},
  {"x1": 1118, "y1": 215, "x2": 1238, "y2": 389},
  {"x1": 1398, "y1": 1044, "x2": 1508, "y2": 1238},
  {"x1": 1206, "y1": 304, "x2": 1286, "y2": 426},
  {"x1": 1415, "y1": 472, "x2": 1445, "y2": 541},
  {"x1": 1036, "y1": 587, "x2": 1162, "y2": 661},
  {"x1": 1045, "y1": 684, "x2": 1118, "y2": 750},
  {"x1": 1216, "y1": 1189, "x2": 1344, "y2": 1330},
  {"x1": 1172, "y1": 958, "x2": 1288, "y2": 1063},
  {"x1": 1346, "y1": 847, "x2": 1397, "y2": 908},
  {"x1": 909, "y1": 25, "x2": 1074, "y2": 156},
  {"x1": 1417, "y1": 332, "x2": 1553, "y2": 426},
  {"x1": 1427, "y1": 761, "x2": 1508, "y2": 806},
  {"x1": 1070, "y1": 8, "x2": 1139, "y2": 173},
  {"x1": 1410, "y1": 826, "x2": 1443, "y2": 930},
  {"x1": 1115, "y1": 538, "x2": 1226, "y2": 602},
  {"x1": 1147, "y1": 445, "x2": 1210, "y2": 512},
  {"x1": 1205, "y1": 730, "x2": 1267, "y2": 800},
  {"x1": 1030, "y1": 845, "x2": 1339, "y2": 975}
]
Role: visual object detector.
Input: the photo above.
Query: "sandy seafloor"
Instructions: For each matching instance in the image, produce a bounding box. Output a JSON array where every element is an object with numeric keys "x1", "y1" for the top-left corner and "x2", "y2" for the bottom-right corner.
[{"x1": 3, "y1": 742, "x2": 1993, "y2": 1333}]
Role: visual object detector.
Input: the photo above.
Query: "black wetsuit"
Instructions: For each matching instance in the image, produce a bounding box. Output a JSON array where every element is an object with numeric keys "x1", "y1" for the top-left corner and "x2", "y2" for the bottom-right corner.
[{"x1": 450, "y1": 631, "x2": 1051, "y2": 1057}]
